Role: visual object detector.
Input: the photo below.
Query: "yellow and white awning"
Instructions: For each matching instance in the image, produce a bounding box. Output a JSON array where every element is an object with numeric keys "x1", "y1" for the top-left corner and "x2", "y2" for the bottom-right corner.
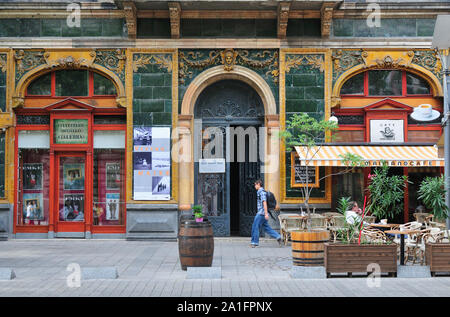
[{"x1": 293, "y1": 145, "x2": 444, "y2": 167}]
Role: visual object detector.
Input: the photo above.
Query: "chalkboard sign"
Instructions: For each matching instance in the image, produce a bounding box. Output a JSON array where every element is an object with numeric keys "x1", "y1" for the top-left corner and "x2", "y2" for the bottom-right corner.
[{"x1": 290, "y1": 152, "x2": 319, "y2": 188}]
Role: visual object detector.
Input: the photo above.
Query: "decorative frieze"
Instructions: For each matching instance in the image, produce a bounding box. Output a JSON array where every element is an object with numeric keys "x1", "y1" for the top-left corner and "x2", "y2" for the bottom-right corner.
[
  {"x1": 94, "y1": 49, "x2": 127, "y2": 82},
  {"x1": 178, "y1": 48, "x2": 279, "y2": 85},
  {"x1": 284, "y1": 54, "x2": 325, "y2": 73},
  {"x1": 14, "y1": 50, "x2": 46, "y2": 82},
  {"x1": 133, "y1": 53, "x2": 173, "y2": 73}
]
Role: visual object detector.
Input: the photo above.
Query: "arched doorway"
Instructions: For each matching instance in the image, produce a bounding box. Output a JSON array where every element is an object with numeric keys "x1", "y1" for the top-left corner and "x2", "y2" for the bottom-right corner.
[{"x1": 194, "y1": 80, "x2": 265, "y2": 236}]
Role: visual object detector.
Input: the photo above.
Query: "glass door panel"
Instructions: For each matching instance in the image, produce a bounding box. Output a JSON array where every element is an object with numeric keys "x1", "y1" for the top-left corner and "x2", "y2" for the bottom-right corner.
[{"x1": 58, "y1": 156, "x2": 86, "y2": 222}]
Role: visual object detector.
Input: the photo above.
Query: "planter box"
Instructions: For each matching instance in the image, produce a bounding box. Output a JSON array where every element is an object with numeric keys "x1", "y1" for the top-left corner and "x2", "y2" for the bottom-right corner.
[
  {"x1": 324, "y1": 243, "x2": 397, "y2": 278},
  {"x1": 426, "y1": 243, "x2": 450, "y2": 276}
]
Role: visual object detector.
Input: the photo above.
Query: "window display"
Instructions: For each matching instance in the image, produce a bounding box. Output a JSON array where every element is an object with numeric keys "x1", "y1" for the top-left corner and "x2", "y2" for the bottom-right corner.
[
  {"x1": 18, "y1": 149, "x2": 50, "y2": 225},
  {"x1": 59, "y1": 156, "x2": 85, "y2": 222},
  {"x1": 93, "y1": 149, "x2": 125, "y2": 226}
]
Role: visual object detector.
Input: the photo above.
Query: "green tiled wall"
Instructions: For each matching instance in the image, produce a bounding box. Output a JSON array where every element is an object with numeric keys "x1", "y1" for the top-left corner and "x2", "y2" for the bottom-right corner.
[
  {"x1": 332, "y1": 18, "x2": 436, "y2": 37},
  {"x1": 0, "y1": 18, "x2": 126, "y2": 37},
  {"x1": 0, "y1": 133, "x2": 4, "y2": 197},
  {"x1": 286, "y1": 19, "x2": 321, "y2": 37},
  {"x1": 137, "y1": 19, "x2": 171, "y2": 38},
  {"x1": 133, "y1": 54, "x2": 173, "y2": 126},
  {"x1": 284, "y1": 54, "x2": 325, "y2": 198}
]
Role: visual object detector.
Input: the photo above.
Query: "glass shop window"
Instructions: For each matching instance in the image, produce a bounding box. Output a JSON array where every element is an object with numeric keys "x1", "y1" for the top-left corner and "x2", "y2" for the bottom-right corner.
[
  {"x1": 406, "y1": 72, "x2": 431, "y2": 95},
  {"x1": 93, "y1": 130, "x2": 125, "y2": 226},
  {"x1": 340, "y1": 72, "x2": 364, "y2": 95},
  {"x1": 368, "y1": 70, "x2": 402, "y2": 96},
  {"x1": 55, "y1": 70, "x2": 89, "y2": 96},
  {"x1": 27, "y1": 72, "x2": 51, "y2": 96},
  {"x1": 17, "y1": 130, "x2": 50, "y2": 226},
  {"x1": 26, "y1": 70, "x2": 116, "y2": 97},
  {"x1": 331, "y1": 168, "x2": 364, "y2": 212},
  {"x1": 93, "y1": 72, "x2": 116, "y2": 95}
]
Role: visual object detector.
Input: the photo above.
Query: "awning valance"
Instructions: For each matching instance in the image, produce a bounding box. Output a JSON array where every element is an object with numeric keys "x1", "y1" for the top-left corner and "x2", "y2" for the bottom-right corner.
[{"x1": 293, "y1": 145, "x2": 444, "y2": 167}]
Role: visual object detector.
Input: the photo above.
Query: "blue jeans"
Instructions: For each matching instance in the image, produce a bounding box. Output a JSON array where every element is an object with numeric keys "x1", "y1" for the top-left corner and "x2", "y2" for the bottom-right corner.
[{"x1": 251, "y1": 214, "x2": 281, "y2": 245}]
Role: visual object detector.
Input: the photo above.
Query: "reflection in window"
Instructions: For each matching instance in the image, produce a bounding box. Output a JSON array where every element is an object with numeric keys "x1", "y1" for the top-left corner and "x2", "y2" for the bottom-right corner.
[
  {"x1": 27, "y1": 73, "x2": 51, "y2": 95},
  {"x1": 55, "y1": 70, "x2": 89, "y2": 96},
  {"x1": 368, "y1": 70, "x2": 402, "y2": 96},
  {"x1": 341, "y1": 72, "x2": 364, "y2": 95},
  {"x1": 93, "y1": 72, "x2": 116, "y2": 95},
  {"x1": 93, "y1": 149, "x2": 125, "y2": 226},
  {"x1": 18, "y1": 149, "x2": 50, "y2": 226},
  {"x1": 407, "y1": 73, "x2": 431, "y2": 95}
]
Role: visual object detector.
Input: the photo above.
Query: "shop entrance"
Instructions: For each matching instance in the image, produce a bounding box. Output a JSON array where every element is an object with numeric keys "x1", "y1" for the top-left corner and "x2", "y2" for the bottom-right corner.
[
  {"x1": 55, "y1": 153, "x2": 88, "y2": 237},
  {"x1": 194, "y1": 79, "x2": 264, "y2": 236}
]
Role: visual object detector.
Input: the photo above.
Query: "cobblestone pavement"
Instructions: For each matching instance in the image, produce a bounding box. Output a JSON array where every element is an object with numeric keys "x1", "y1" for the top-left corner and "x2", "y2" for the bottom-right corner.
[{"x1": 0, "y1": 238, "x2": 449, "y2": 297}]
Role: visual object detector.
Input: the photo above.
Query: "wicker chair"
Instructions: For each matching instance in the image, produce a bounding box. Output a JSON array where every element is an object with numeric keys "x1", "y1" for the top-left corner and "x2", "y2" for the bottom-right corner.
[
  {"x1": 360, "y1": 227, "x2": 390, "y2": 244},
  {"x1": 309, "y1": 214, "x2": 327, "y2": 230},
  {"x1": 364, "y1": 215, "x2": 376, "y2": 224},
  {"x1": 404, "y1": 228, "x2": 432, "y2": 265},
  {"x1": 278, "y1": 215, "x2": 303, "y2": 245},
  {"x1": 328, "y1": 215, "x2": 347, "y2": 242},
  {"x1": 417, "y1": 228, "x2": 445, "y2": 265}
]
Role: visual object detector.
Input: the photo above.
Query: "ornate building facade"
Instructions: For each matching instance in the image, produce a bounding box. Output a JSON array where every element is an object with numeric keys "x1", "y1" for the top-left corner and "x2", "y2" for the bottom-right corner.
[{"x1": 0, "y1": 0, "x2": 446, "y2": 239}]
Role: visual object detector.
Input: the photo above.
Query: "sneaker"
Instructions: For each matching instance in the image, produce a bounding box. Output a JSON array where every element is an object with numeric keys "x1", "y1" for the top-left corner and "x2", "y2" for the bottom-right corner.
[
  {"x1": 277, "y1": 238, "x2": 283, "y2": 247},
  {"x1": 250, "y1": 244, "x2": 258, "y2": 248}
]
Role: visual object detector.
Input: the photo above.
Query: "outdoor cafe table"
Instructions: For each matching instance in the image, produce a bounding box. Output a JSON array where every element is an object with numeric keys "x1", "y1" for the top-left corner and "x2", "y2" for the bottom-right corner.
[
  {"x1": 385, "y1": 229, "x2": 422, "y2": 265},
  {"x1": 368, "y1": 223, "x2": 398, "y2": 230}
]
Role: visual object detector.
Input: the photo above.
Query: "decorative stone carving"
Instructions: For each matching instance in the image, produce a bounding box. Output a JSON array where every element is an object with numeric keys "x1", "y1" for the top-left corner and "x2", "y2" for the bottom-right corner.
[
  {"x1": 168, "y1": 2, "x2": 181, "y2": 39},
  {"x1": 277, "y1": 2, "x2": 291, "y2": 39},
  {"x1": 179, "y1": 49, "x2": 279, "y2": 85},
  {"x1": 220, "y1": 49, "x2": 238, "y2": 71},
  {"x1": 123, "y1": 1, "x2": 137, "y2": 39},
  {"x1": 411, "y1": 49, "x2": 443, "y2": 80},
  {"x1": 133, "y1": 53, "x2": 173, "y2": 73},
  {"x1": 0, "y1": 54, "x2": 6, "y2": 73},
  {"x1": 284, "y1": 54, "x2": 325, "y2": 73},
  {"x1": 93, "y1": 49, "x2": 126, "y2": 82},
  {"x1": 14, "y1": 50, "x2": 45, "y2": 81},
  {"x1": 321, "y1": 3, "x2": 334, "y2": 38},
  {"x1": 12, "y1": 96, "x2": 25, "y2": 108}
]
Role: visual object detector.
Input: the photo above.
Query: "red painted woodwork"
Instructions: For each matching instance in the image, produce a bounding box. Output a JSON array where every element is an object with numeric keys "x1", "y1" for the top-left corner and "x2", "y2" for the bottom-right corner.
[{"x1": 14, "y1": 97, "x2": 126, "y2": 236}]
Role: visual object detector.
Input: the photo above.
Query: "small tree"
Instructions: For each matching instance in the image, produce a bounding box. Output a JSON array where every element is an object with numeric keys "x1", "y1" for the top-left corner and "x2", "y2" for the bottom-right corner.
[
  {"x1": 365, "y1": 163, "x2": 408, "y2": 221},
  {"x1": 418, "y1": 175, "x2": 449, "y2": 222},
  {"x1": 280, "y1": 113, "x2": 363, "y2": 230}
]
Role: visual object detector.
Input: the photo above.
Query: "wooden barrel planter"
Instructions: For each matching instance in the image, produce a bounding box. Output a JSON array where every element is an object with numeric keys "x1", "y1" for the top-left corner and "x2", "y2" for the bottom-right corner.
[
  {"x1": 178, "y1": 219, "x2": 214, "y2": 271},
  {"x1": 291, "y1": 230, "x2": 330, "y2": 266}
]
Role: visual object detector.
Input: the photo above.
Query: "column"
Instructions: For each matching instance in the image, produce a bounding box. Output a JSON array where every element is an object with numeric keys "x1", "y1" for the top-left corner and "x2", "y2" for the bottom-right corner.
[
  {"x1": 178, "y1": 115, "x2": 193, "y2": 213},
  {"x1": 266, "y1": 115, "x2": 280, "y2": 210}
]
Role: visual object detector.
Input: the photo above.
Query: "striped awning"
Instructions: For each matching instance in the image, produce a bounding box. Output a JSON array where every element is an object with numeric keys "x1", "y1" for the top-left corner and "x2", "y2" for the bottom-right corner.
[{"x1": 293, "y1": 145, "x2": 444, "y2": 167}]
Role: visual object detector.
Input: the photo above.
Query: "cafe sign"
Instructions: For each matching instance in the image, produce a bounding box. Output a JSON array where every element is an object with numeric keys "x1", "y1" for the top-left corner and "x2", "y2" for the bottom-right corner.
[{"x1": 54, "y1": 119, "x2": 88, "y2": 144}]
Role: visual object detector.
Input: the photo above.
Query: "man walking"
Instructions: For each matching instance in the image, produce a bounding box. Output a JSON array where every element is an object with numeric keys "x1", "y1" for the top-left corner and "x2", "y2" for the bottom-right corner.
[{"x1": 251, "y1": 179, "x2": 282, "y2": 248}]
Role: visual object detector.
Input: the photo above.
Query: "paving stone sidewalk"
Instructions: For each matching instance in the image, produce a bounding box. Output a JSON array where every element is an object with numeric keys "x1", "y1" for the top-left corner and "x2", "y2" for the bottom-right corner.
[{"x1": 0, "y1": 239, "x2": 449, "y2": 297}]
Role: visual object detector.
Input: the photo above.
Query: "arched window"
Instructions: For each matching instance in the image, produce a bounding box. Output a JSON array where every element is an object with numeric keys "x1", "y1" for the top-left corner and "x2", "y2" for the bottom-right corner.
[
  {"x1": 340, "y1": 70, "x2": 431, "y2": 97},
  {"x1": 26, "y1": 70, "x2": 117, "y2": 97}
]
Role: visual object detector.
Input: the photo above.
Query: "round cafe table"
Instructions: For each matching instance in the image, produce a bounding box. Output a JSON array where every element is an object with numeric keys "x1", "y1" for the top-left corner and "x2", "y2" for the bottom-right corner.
[{"x1": 385, "y1": 229, "x2": 422, "y2": 265}]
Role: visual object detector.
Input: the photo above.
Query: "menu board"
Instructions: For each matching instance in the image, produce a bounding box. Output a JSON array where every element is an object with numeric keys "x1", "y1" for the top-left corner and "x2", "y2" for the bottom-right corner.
[{"x1": 290, "y1": 152, "x2": 319, "y2": 188}]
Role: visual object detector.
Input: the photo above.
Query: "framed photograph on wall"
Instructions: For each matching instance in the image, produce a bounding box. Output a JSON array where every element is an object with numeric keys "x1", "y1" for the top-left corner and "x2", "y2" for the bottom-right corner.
[
  {"x1": 23, "y1": 163, "x2": 43, "y2": 190},
  {"x1": 23, "y1": 193, "x2": 44, "y2": 220},
  {"x1": 63, "y1": 164, "x2": 85, "y2": 190},
  {"x1": 62, "y1": 194, "x2": 85, "y2": 221}
]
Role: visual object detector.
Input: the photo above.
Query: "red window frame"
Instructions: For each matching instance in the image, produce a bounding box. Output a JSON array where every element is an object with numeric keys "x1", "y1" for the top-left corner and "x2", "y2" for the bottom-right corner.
[
  {"x1": 26, "y1": 71, "x2": 117, "y2": 98},
  {"x1": 341, "y1": 70, "x2": 432, "y2": 98}
]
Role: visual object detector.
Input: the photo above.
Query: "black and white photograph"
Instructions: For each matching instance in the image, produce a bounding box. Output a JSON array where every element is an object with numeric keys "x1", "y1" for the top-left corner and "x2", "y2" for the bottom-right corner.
[
  {"x1": 151, "y1": 152, "x2": 171, "y2": 169},
  {"x1": 106, "y1": 163, "x2": 121, "y2": 190},
  {"x1": 23, "y1": 163, "x2": 43, "y2": 190},
  {"x1": 152, "y1": 176, "x2": 170, "y2": 195},
  {"x1": 133, "y1": 127, "x2": 152, "y2": 146},
  {"x1": 133, "y1": 152, "x2": 152, "y2": 170}
]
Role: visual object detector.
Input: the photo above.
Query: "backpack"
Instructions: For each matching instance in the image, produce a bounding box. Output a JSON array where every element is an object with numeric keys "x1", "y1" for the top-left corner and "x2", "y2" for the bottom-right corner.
[{"x1": 265, "y1": 190, "x2": 277, "y2": 210}]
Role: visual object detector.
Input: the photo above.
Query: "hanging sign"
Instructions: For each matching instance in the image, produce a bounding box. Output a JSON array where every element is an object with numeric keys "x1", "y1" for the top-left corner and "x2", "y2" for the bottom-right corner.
[{"x1": 54, "y1": 119, "x2": 88, "y2": 144}]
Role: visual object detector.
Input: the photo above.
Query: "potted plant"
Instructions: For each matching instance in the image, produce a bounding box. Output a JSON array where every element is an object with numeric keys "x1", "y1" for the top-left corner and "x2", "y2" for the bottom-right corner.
[
  {"x1": 280, "y1": 113, "x2": 363, "y2": 267},
  {"x1": 193, "y1": 205, "x2": 204, "y2": 222},
  {"x1": 418, "y1": 175, "x2": 450, "y2": 276},
  {"x1": 418, "y1": 175, "x2": 449, "y2": 223},
  {"x1": 324, "y1": 219, "x2": 397, "y2": 278},
  {"x1": 365, "y1": 163, "x2": 408, "y2": 222}
]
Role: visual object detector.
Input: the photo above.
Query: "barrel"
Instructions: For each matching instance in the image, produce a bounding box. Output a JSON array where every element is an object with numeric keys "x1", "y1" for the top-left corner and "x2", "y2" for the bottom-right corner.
[
  {"x1": 291, "y1": 230, "x2": 330, "y2": 266},
  {"x1": 178, "y1": 220, "x2": 214, "y2": 271}
]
